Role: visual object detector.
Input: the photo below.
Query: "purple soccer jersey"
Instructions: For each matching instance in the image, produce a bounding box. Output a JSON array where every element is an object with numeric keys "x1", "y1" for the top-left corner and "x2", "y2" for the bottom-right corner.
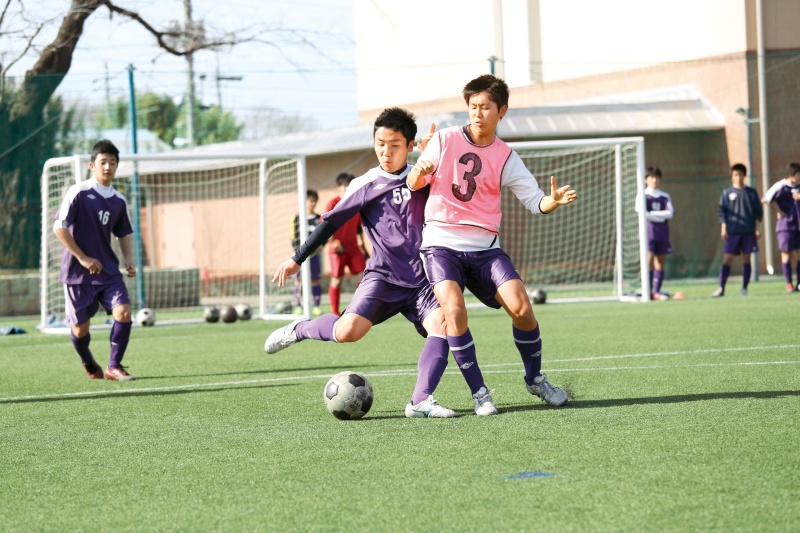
[
  {"x1": 763, "y1": 179, "x2": 800, "y2": 233},
  {"x1": 323, "y1": 165, "x2": 429, "y2": 288},
  {"x1": 644, "y1": 191, "x2": 672, "y2": 245},
  {"x1": 54, "y1": 178, "x2": 134, "y2": 285}
]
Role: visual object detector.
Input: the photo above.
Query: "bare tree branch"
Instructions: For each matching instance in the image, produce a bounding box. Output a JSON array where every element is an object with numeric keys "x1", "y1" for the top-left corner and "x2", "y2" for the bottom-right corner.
[{"x1": 0, "y1": 0, "x2": 13, "y2": 30}]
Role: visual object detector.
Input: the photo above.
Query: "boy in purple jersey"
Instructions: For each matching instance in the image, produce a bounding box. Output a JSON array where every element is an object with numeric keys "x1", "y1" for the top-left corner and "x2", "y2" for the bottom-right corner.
[
  {"x1": 407, "y1": 74, "x2": 577, "y2": 411},
  {"x1": 635, "y1": 166, "x2": 674, "y2": 300},
  {"x1": 762, "y1": 162, "x2": 800, "y2": 292},
  {"x1": 53, "y1": 140, "x2": 136, "y2": 380},
  {"x1": 712, "y1": 163, "x2": 763, "y2": 297},
  {"x1": 265, "y1": 107, "x2": 495, "y2": 418}
]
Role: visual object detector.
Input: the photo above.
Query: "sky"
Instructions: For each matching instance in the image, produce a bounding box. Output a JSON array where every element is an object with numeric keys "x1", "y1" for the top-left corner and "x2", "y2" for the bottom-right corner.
[{"x1": 3, "y1": 0, "x2": 359, "y2": 136}]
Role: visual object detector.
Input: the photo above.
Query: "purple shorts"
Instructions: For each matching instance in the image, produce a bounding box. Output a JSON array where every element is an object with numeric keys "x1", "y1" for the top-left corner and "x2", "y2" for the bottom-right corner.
[
  {"x1": 648, "y1": 240, "x2": 672, "y2": 255},
  {"x1": 64, "y1": 280, "x2": 130, "y2": 325},
  {"x1": 344, "y1": 275, "x2": 439, "y2": 337},
  {"x1": 776, "y1": 230, "x2": 800, "y2": 253},
  {"x1": 724, "y1": 233, "x2": 758, "y2": 255},
  {"x1": 421, "y1": 247, "x2": 521, "y2": 309}
]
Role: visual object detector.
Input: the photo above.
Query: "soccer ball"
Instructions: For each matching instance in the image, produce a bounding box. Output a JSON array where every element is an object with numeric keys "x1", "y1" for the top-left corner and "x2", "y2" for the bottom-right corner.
[
  {"x1": 323, "y1": 371, "x2": 374, "y2": 420},
  {"x1": 136, "y1": 307, "x2": 156, "y2": 327},
  {"x1": 221, "y1": 306, "x2": 238, "y2": 323},
  {"x1": 235, "y1": 303, "x2": 252, "y2": 321},
  {"x1": 203, "y1": 306, "x2": 220, "y2": 323},
  {"x1": 530, "y1": 288, "x2": 547, "y2": 305}
]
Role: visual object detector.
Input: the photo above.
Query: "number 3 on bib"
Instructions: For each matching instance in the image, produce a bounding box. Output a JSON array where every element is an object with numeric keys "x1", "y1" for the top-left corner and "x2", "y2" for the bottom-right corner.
[{"x1": 453, "y1": 152, "x2": 480, "y2": 202}]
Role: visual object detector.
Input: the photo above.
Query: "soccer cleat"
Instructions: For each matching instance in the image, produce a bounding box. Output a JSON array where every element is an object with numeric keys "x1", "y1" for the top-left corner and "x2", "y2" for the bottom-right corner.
[
  {"x1": 472, "y1": 386, "x2": 498, "y2": 416},
  {"x1": 526, "y1": 374, "x2": 568, "y2": 407},
  {"x1": 83, "y1": 359, "x2": 104, "y2": 380},
  {"x1": 312, "y1": 306, "x2": 322, "y2": 316},
  {"x1": 104, "y1": 365, "x2": 135, "y2": 381},
  {"x1": 264, "y1": 318, "x2": 305, "y2": 354},
  {"x1": 787, "y1": 283, "x2": 796, "y2": 293},
  {"x1": 405, "y1": 396, "x2": 457, "y2": 418},
  {"x1": 711, "y1": 287, "x2": 724, "y2": 298},
  {"x1": 740, "y1": 288, "x2": 748, "y2": 296},
  {"x1": 653, "y1": 292, "x2": 670, "y2": 301}
]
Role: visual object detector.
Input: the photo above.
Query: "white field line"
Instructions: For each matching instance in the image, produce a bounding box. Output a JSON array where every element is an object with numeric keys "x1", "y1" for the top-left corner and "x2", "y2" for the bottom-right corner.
[{"x1": 1, "y1": 344, "x2": 798, "y2": 403}]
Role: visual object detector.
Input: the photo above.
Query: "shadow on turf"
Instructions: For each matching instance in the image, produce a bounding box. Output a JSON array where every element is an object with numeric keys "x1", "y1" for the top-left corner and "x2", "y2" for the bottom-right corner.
[
  {"x1": 0, "y1": 382, "x2": 297, "y2": 404},
  {"x1": 500, "y1": 389, "x2": 800, "y2": 413},
  {"x1": 141, "y1": 362, "x2": 414, "y2": 381}
]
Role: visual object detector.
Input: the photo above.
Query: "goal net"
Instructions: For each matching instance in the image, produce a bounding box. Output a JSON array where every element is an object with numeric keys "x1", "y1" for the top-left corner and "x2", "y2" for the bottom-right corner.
[
  {"x1": 500, "y1": 137, "x2": 648, "y2": 303},
  {"x1": 40, "y1": 153, "x2": 313, "y2": 332}
]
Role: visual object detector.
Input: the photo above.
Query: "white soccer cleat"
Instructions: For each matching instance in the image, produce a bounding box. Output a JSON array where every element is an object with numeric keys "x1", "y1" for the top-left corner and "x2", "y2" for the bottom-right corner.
[
  {"x1": 405, "y1": 396, "x2": 457, "y2": 418},
  {"x1": 526, "y1": 374, "x2": 568, "y2": 406},
  {"x1": 264, "y1": 319, "x2": 305, "y2": 354},
  {"x1": 472, "y1": 386, "x2": 498, "y2": 416},
  {"x1": 740, "y1": 288, "x2": 748, "y2": 296},
  {"x1": 711, "y1": 287, "x2": 725, "y2": 297}
]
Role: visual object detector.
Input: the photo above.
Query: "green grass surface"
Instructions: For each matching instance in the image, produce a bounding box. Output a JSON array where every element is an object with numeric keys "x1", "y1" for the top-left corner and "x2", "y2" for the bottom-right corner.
[{"x1": 1, "y1": 279, "x2": 799, "y2": 531}]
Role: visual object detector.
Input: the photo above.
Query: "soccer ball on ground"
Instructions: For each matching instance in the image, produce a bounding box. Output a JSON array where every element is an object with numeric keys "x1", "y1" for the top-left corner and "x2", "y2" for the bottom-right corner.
[
  {"x1": 323, "y1": 371, "x2": 374, "y2": 420},
  {"x1": 203, "y1": 306, "x2": 220, "y2": 323},
  {"x1": 529, "y1": 288, "x2": 547, "y2": 305},
  {"x1": 235, "y1": 303, "x2": 252, "y2": 321},
  {"x1": 136, "y1": 307, "x2": 156, "y2": 327},
  {"x1": 221, "y1": 306, "x2": 238, "y2": 323}
]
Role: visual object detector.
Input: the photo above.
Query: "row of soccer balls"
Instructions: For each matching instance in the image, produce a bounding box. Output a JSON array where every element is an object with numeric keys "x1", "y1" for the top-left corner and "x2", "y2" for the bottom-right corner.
[{"x1": 134, "y1": 304, "x2": 253, "y2": 327}]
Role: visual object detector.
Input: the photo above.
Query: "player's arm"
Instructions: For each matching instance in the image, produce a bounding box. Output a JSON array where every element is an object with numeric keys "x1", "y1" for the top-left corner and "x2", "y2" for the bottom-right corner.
[
  {"x1": 53, "y1": 227, "x2": 102, "y2": 275},
  {"x1": 273, "y1": 221, "x2": 339, "y2": 286},
  {"x1": 117, "y1": 234, "x2": 136, "y2": 277},
  {"x1": 407, "y1": 160, "x2": 434, "y2": 191}
]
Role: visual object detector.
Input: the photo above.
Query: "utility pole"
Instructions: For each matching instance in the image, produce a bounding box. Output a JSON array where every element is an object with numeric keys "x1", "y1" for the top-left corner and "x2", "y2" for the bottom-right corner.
[
  {"x1": 215, "y1": 53, "x2": 243, "y2": 111},
  {"x1": 184, "y1": 0, "x2": 197, "y2": 147}
]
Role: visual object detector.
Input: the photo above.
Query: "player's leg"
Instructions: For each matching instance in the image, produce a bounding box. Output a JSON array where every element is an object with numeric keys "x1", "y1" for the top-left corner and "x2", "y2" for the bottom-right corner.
[
  {"x1": 647, "y1": 250, "x2": 655, "y2": 293},
  {"x1": 102, "y1": 282, "x2": 135, "y2": 381},
  {"x1": 404, "y1": 289, "x2": 456, "y2": 417},
  {"x1": 793, "y1": 235, "x2": 800, "y2": 291},
  {"x1": 653, "y1": 253, "x2": 667, "y2": 295},
  {"x1": 310, "y1": 255, "x2": 322, "y2": 315},
  {"x1": 65, "y1": 284, "x2": 103, "y2": 379},
  {"x1": 328, "y1": 252, "x2": 345, "y2": 315},
  {"x1": 715, "y1": 241, "x2": 736, "y2": 296},
  {"x1": 777, "y1": 232, "x2": 794, "y2": 291},
  {"x1": 422, "y1": 248, "x2": 495, "y2": 415}
]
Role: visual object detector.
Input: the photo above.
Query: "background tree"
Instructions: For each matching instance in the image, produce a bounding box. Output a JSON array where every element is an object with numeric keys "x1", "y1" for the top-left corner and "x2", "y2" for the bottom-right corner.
[{"x1": 0, "y1": 0, "x2": 321, "y2": 269}]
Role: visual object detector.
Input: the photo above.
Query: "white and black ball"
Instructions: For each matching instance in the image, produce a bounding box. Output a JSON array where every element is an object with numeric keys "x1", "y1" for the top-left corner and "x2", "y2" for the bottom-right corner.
[
  {"x1": 323, "y1": 371, "x2": 374, "y2": 420},
  {"x1": 203, "y1": 306, "x2": 220, "y2": 323},
  {"x1": 530, "y1": 288, "x2": 547, "y2": 305},
  {"x1": 235, "y1": 303, "x2": 252, "y2": 321},
  {"x1": 135, "y1": 307, "x2": 156, "y2": 327}
]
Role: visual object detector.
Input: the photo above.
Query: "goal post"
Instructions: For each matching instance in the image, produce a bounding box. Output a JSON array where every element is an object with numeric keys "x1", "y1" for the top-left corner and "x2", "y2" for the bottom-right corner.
[
  {"x1": 496, "y1": 136, "x2": 649, "y2": 304},
  {"x1": 40, "y1": 152, "x2": 311, "y2": 333}
]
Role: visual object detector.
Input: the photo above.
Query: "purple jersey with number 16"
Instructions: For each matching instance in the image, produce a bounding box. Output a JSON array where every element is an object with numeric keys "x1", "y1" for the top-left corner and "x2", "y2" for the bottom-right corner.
[
  {"x1": 54, "y1": 178, "x2": 134, "y2": 285},
  {"x1": 323, "y1": 164, "x2": 428, "y2": 288}
]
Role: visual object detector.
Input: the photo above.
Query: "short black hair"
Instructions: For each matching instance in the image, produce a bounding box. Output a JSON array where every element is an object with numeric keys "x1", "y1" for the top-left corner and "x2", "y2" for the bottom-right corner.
[
  {"x1": 335, "y1": 172, "x2": 355, "y2": 187},
  {"x1": 307, "y1": 189, "x2": 319, "y2": 201},
  {"x1": 91, "y1": 139, "x2": 120, "y2": 163},
  {"x1": 788, "y1": 162, "x2": 800, "y2": 177},
  {"x1": 645, "y1": 166, "x2": 662, "y2": 179},
  {"x1": 731, "y1": 163, "x2": 747, "y2": 176},
  {"x1": 462, "y1": 74, "x2": 509, "y2": 110},
  {"x1": 373, "y1": 107, "x2": 417, "y2": 145}
]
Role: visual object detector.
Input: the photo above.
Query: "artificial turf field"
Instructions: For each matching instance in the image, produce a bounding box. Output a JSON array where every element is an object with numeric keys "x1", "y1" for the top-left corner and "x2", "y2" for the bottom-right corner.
[{"x1": 1, "y1": 279, "x2": 798, "y2": 532}]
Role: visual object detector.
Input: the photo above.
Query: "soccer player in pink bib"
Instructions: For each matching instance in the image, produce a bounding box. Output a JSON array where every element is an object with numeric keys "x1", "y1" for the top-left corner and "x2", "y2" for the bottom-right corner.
[{"x1": 407, "y1": 74, "x2": 577, "y2": 412}]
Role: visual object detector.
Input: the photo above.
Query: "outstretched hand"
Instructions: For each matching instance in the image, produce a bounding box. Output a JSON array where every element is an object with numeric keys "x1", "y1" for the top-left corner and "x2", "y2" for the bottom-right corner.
[
  {"x1": 272, "y1": 259, "x2": 300, "y2": 287},
  {"x1": 416, "y1": 123, "x2": 436, "y2": 152},
  {"x1": 549, "y1": 175, "x2": 577, "y2": 205}
]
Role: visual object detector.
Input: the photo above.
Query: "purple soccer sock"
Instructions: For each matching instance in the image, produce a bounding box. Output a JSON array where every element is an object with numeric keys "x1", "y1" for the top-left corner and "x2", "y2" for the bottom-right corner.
[
  {"x1": 719, "y1": 264, "x2": 731, "y2": 290},
  {"x1": 796, "y1": 262, "x2": 800, "y2": 287},
  {"x1": 292, "y1": 282, "x2": 301, "y2": 306},
  {"x1": 649, "y1": 270, "x2": 654, "y2": 293},
  {"x1": 515, "y1": 325, "x2": 542, "y2": 386},
  {"x1": 782, "y1": 262, "x2": 792, "y2": 285},
  {"x1": 312, "y1": 284, "x2": 322, "y2": 306},
  {"x1": 71, "y1": 332, "x2": 94, "y2": 365},
  {"x1": 447, "y1": 329, "x2": 485, "y2": 395},
  {"x1": 742, "y1": 263, "x2": 752, "y2": 289},
  {"x1": 108, "y1": 320, "x2": 132, "y2": 368},
  {"x1": 294, "y1": 313, "x2": 339, "y2": 342},
  {"x1": 653, "y1": 270, "x2": 665, "y2": 294},
  {"x1": 410, "y1": 336, "x2": 449, "y2": 405}
]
